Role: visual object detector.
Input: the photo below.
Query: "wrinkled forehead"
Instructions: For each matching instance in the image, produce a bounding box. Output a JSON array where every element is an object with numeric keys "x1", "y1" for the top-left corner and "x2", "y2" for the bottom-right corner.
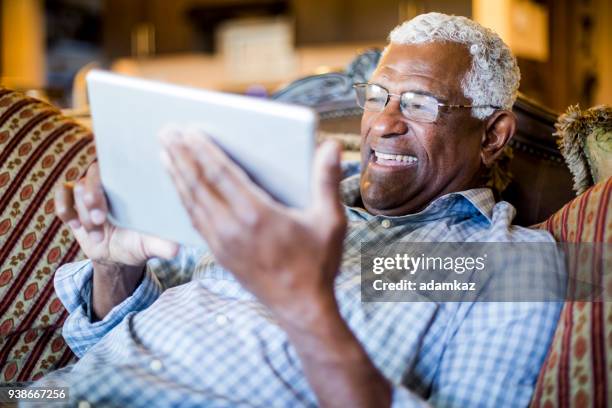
[{"x1": 372, "y1": 42, "x2": 473, "y2": 98}]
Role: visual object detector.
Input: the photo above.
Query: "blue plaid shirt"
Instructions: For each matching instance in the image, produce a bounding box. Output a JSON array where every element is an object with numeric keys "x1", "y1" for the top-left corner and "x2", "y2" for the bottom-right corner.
[{"x1": 39, "y1": 174, "x2": 562, "y2": 407}]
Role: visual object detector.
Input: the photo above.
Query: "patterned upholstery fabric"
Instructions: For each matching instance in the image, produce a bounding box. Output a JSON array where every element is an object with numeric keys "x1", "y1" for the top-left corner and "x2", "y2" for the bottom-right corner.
[
  {"x1": 531, "y1": 176, "x2": 611, "y2": 407},
  {"x1": 0, "y1": 89, "x2": 95, "y2": 382}
]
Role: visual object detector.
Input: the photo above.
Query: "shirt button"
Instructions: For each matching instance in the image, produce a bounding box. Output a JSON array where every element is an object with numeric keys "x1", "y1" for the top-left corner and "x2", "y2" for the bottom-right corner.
[
  {"x1": 150, "y1": 359, "x2": 163, "y2": 372},
  {"x1": 381, "y1": 219, "x2": 392, "y2": 228},
  {"x1": 216, "y1": 314, "x2": 229, "y2": 326}
]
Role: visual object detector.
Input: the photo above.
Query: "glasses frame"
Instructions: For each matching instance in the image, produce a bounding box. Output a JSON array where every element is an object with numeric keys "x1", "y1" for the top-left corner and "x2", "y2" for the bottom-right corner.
[{"x1": 353, "y1": 83, "x2": 501, "y2": 123}]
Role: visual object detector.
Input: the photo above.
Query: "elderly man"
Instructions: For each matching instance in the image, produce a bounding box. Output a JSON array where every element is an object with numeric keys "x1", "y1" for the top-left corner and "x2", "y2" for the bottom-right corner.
[{"x1": 47, "y1": 13, "x2": 560, "y2": 407}]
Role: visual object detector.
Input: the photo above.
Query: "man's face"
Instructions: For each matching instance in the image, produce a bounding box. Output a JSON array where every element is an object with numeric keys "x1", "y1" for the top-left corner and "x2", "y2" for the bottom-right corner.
[{"x1": 360, "y1": 42, "x2": 485, "y2": 216}]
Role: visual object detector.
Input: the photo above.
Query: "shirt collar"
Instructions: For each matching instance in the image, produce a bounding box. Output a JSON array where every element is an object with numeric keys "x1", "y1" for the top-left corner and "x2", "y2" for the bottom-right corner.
[{"x1": 340, "y1": 174, "x2": 495, "y2": 223}]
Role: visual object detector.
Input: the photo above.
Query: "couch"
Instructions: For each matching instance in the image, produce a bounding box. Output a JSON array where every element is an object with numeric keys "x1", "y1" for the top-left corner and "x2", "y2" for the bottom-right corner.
[
  {"x1": 0, "y1": 89, "x2": 94, "y2": 382},
  {"x1": 0, "y1": 53, "x2": 610, "y2": 406}
]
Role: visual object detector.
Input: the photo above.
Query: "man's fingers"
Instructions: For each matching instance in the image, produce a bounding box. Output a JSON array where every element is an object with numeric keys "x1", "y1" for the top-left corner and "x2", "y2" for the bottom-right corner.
[
  {"x1": 73, "y1": 180, "x2": 104, "y2": 242},
  {"x1": 55, "y1": 163, "x2": 109, "y2": 245},
  {"x1": 184, "y1": 130, "x2": 270, "y2": 210},
  {"x1": 54, "y1": 182, "x2": 80, "y2": 228},
  {"x1": 160, "y1": 128, "x2": 225, "y2": 207},
  {"x1": 161, "y1": 128, "x2": 263, "y2": 215},
  {"x1": 161, "y1": 146, "x2": 219, "y2": 240},
  {"x1": 311, "y1": 140, "x2": 344, "y2": 221},
  {"x1": 162, "y1": 141, "x2": 221, "y2": 216},
  {"x1": 141, "y1": 235, "x2": 180, "y2": 260},
  {"x1": 83, "y1": 163, "x2": 109, "y2": 225}
]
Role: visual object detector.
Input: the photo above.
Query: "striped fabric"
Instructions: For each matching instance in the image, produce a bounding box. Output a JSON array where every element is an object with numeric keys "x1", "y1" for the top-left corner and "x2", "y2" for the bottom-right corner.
[
  {"x1": 531, "y1": 177, "x2": 611, "y2": 408},
  {"x1": 0, "y1": 89, "x2": 95, "y2": 382}
]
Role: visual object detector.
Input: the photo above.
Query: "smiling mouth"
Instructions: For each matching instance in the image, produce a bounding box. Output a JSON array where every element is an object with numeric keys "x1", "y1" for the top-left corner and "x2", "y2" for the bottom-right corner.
[{"x1": 372, "y1": 150, "x2": 418, "y2": 167}]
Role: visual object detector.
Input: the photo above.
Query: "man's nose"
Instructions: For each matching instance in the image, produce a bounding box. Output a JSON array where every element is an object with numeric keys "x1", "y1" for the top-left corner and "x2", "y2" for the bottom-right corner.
[{"x1": 368, "y1": 99, "x2": 409, "y2": 139}]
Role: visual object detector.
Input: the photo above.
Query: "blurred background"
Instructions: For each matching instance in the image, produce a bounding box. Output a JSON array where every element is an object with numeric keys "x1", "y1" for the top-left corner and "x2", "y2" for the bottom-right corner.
[{"x1": 1, "y1": 0, "x2": 610, "y2": 112}]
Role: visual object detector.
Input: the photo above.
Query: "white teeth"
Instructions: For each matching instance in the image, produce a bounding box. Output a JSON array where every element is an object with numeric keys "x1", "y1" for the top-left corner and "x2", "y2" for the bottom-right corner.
[{"x1": 374, "y1": 151, "x2": 417, "y2": 164}]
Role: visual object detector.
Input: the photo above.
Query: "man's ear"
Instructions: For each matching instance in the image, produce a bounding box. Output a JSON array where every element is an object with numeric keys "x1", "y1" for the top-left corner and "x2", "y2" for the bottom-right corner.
[{"x1": 480, "y1": 110, "x2": 516, "y2": 167}]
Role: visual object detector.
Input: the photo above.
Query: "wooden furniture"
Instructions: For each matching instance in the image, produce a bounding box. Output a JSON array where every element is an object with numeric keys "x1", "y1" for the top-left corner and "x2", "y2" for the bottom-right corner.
[{"x1": 506, "y1": 96, "x2": 574, "y2": 225}]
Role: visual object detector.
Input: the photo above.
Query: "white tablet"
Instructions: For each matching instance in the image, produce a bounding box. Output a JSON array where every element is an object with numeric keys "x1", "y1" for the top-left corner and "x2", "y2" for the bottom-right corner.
[{"x1": 86, "y1": 70, "x2": 317, "y2": 247}]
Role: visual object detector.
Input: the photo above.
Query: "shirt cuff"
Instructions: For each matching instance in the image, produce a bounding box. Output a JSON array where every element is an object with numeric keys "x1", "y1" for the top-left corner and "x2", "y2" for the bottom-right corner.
[{"x1": 55, "y1": 260, "x2": 163, "y2": 357}]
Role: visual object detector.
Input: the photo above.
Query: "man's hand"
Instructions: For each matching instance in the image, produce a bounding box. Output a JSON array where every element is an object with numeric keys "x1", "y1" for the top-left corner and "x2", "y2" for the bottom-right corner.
[
  {"x1": 161, "y1": 129, "x2": 391, "y2": 407},
  {"x1": 54, "y1": 162, "x2": 179, "y2": 319},
  {"x1": 55, "y1": 162, "x2": 179, "y2": 267},
  {"x1": 160, "y1": 129, "x2": 346, "y2": 321}
]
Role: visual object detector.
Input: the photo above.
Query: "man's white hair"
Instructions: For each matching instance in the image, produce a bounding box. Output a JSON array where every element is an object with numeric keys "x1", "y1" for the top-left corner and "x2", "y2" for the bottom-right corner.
[{"x1": 387, "y1": 12, "x2": 520, "y2": 120}]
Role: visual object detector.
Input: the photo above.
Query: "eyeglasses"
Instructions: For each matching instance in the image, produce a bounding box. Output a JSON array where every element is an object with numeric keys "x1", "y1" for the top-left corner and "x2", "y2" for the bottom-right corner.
[{"x1": 353, "y1": 83, "x2": 500, "y2": 123}]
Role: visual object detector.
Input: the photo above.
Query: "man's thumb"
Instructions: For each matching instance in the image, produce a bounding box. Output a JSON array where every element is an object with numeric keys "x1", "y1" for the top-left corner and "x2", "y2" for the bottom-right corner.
[
  {"x1": 312, "y1": 140, "x2": 343, "y2": 216},
  {"x1": 142, "y1": 235, "x2": 180, "y2": 260}
]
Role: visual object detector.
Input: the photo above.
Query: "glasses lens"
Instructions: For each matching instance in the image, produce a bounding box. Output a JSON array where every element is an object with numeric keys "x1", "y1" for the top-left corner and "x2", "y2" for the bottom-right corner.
[
  {"x1": 400, "y1": 92, "x2": 438, "y2": 123},
  {"x1": 355, "y1": 84, "x2": 387, "y2": 111}
]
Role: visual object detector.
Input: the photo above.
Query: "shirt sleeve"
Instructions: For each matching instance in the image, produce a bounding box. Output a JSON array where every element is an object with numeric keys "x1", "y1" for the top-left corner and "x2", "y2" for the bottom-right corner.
[{"x1": 54, "y1": 246, "x2": 202, "y2": 358}]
